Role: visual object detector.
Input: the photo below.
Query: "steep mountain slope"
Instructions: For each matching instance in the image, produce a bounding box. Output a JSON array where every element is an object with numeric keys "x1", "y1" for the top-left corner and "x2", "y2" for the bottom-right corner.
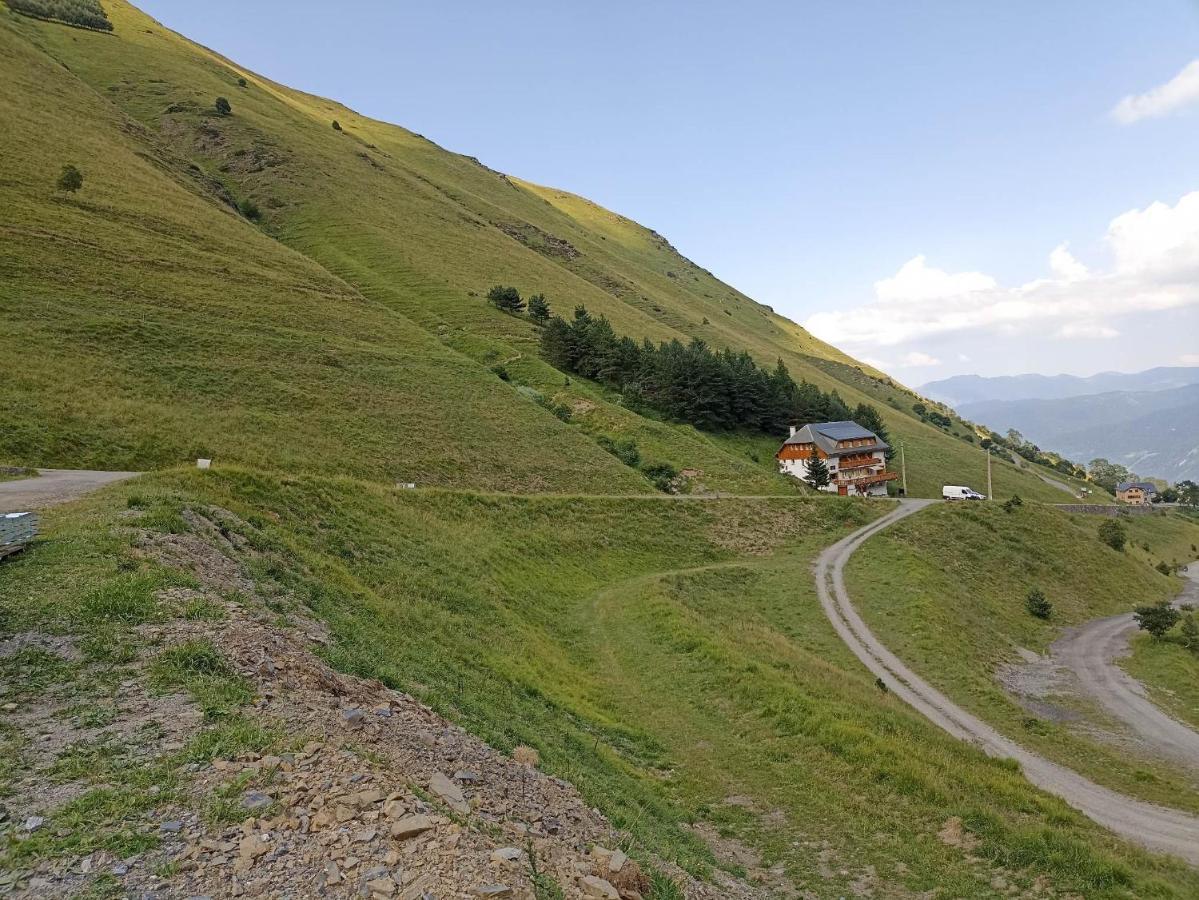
[
  {"x1": 923, "y1": 367, "x2": 1199, "y2": 407},
  {"x1": 0, "y1": 0, "x2": 1077, "y2": 501},
  {"x1": 961, "y1": 384, "x2": 1199, "y2": 480},
  {"x1": 0, "y1": 11, "x2": 648, "y2": 494}
]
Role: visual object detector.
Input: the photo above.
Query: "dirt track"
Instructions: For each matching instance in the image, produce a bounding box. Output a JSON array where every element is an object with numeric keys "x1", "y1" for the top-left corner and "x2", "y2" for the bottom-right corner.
[
  {"x1": 815, "y1": 500, "x2": 1199, "y2": 865},
  {"x1": 1053, "y1": 562, "x2": 1199, "y2": 769},
  {"x1": 0, "y1": 468, "x2": 138, "y2": 513}
]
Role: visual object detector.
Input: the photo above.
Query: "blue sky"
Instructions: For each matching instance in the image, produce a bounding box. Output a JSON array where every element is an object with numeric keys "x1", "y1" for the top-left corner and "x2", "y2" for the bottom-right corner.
[{"x1": 139, "y1": 1, "x2": 1199, "y2": 381}]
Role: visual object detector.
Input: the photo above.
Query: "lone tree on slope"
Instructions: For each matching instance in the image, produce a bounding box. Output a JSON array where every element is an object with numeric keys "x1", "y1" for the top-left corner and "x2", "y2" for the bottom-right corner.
[
  {"x1": 214, "y1": 96, "x2": 232, "y2": 116},
  {"x1": 56, "y1": 164, "x2": 83, "y2": 193},
  {"x1": 1134, "y1": 600, "x2": 1180, "y2": 639}
]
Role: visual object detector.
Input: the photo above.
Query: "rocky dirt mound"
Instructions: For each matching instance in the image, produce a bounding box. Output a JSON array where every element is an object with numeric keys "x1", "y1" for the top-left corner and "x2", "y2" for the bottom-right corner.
[{"x1": 1, "y1": 507, "x2": 758, "y2": 900}]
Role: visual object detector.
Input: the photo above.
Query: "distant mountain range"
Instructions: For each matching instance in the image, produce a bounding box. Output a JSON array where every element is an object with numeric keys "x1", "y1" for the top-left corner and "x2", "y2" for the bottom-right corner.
[
  {"x1": 920, "y1": 369, "x2": 1199, "y2": 482},
  {"x1": 921, "y1": 367, "x2": 1199, "y2": 407}
]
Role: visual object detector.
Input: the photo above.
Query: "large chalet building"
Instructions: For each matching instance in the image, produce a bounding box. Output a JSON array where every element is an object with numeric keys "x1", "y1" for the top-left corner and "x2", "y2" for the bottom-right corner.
[
  {"x1": 1115, "y1": 481, "x2": 1157, "y2": 506},
  {"x1": 776, "y1": 420, "x2": 898, "y2": 497}
]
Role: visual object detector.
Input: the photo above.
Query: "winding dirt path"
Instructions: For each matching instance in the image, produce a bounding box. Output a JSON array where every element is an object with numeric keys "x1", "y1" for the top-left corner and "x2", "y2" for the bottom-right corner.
[
  {"x1": 1052, "y1": 563, "x2": 1199, "y2": 769},
  {"x1": 815, "y1": 500, "x2": 1199, "y2": 865},
  {"x1": 0, "y1": 468, "x2": 138, "y2": 513}
]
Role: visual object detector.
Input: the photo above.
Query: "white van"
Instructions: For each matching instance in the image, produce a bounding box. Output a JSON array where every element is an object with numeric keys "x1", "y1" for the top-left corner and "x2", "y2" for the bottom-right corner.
[{"x1": 943, "y1": 485, "x2": 985, "y2": 501}]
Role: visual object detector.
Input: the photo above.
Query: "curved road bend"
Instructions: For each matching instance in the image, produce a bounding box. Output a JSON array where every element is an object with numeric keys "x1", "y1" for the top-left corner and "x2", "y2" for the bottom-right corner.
[
  {"x1": 1054, "y1": 562, "x2": 1199, "y2": 770},
  {"x1": 0, "y1": 469, "x2": 138, "y2": 513},
  {"x1": 815, "y1": 499, "x2": 1199, "y2": 865}
]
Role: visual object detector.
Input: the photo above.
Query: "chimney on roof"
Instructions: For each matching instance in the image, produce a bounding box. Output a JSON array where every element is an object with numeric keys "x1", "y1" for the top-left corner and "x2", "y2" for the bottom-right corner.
[{"x1": 788, "y1": 425, "x2": 797, "y2": 437}]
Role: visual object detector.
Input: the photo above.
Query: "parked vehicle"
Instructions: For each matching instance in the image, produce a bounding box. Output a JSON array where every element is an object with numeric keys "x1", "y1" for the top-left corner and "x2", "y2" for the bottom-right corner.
[{"x1": 942, "y1": 485, "x2": 985, "y2": 501}]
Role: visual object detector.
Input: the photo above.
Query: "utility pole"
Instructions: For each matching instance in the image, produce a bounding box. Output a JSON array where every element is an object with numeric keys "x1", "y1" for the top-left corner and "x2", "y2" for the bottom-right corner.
[
  {"x1": 986, "y1": 447, "x2": 993, "y2": 500},
  {"x1": 900, "y1": 442, "x2": 908, "y2": 497}
]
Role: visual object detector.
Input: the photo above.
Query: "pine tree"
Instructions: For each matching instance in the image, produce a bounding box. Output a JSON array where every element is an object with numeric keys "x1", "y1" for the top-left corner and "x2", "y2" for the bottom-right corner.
[
  {"x1": 806, "y1": 453, "x2": 831, "y2": 490},
  {"x1": 527, "y1": 293, "x2": 550, "y2": 323}
]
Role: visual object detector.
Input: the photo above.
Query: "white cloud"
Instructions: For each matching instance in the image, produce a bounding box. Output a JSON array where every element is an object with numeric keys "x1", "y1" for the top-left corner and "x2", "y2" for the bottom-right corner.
[
  {"x1": 1111, "y1": 59, "x2": 1199, "y2": 124},
  {"x1": 805, "y1": 189, "x2": 1199, "y2": 350},
  {"x1": 1049, "y1": 243, "x2": 1087, "y2": 281},
  {"x1": 874, "y1": 255, "x2": 995, "y2": 303},
  {"x1": 1057, "y1": 322, "x2": 1118, "y2": 339},
  {"x1": 898, "y1": 351, "x2": 940, "y2": 367}
]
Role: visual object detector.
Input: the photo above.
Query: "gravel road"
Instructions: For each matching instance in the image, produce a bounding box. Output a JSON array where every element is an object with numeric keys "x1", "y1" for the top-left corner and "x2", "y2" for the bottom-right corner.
[
  {"x1": 815, "y1": 499, "x2": 1199, "y2": 865},
  {"x1": 1052, "y1": 563, "x2": 1199, "y2": 770},
  {"x1": 0, "y1": 468, "x2": 138, "y2": 513}
]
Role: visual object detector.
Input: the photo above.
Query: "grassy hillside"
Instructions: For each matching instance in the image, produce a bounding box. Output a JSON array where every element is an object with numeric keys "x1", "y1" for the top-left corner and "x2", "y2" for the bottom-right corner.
[
  {"x1": 5, "y1": 473, "x2": 1199, "y2": 897},
  {"x1": 847, "y1": 504, "x2": 1199, "y2": 810},
  {"x1": 0, "y1": 0, "x2": 1086, "y2": 501},
  {"x1": 1124, "y1": 635, "x2": 1199, "y2": 732}
]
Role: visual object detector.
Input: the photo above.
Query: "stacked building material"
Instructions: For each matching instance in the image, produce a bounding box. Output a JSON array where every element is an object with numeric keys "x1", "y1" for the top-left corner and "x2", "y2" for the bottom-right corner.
[{"x1": 0, "y1": 511, "x2": 37, "y2": 554}]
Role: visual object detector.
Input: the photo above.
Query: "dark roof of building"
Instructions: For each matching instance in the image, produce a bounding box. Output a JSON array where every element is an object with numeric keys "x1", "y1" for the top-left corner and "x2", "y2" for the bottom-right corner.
[
  {"x1": 781, "y1": 420, "x2": 889, "y2": 456},
  {"x1": 1116, "y1": 481, "x2": 1157, "y2": 493}
]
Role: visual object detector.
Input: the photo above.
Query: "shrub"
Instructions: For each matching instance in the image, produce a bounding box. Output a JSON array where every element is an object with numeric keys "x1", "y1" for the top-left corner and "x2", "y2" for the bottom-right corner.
[
  {"x1": 596, "y1": 435, "x2": 640, "y2": 468},
  {"x1": 491, "y1": 365, "x2": 510, "y2": 381},
  {"x1": 1098, "y1": 519, "x2": 1127, "y2": 552},
  {"x1": 237, "y1": 77, "x2": 247, "y2": 87},
  {"x1": 237, "y1": 198, "x2": 261, "y2": 220},
  {"x1": 1024, "y1": 588, "x2": 1052, "y2": 620},
  {"x1": 1156, "y1": 561, "x2": 1172, "y2": 575},
  {"x1": 1133, "y1": 601, "x2": 1180, "y2": 639},
  {"x1": 641, "y1": 461, "x2": 679, "y2": 493},
  {"x1": 331, "y1": 120, "x2": 342, "y2": 131},
  {"x1": 56, "y1": 164, "x2": 83, "y2": 193},
  {"x1": 214, "y1": 96, "x2": 232, "y2": 116},
  {"x1": 1180, "y1": 614, "x2": 1199, "y2": 653},
  {"x1": 1002, "y1": 494, "x2": 1023, "y2": 514}
]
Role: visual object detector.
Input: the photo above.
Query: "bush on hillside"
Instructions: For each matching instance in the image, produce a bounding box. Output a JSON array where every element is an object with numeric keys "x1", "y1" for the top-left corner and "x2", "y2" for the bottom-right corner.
[
  {"x1": 641, "y1": 461, "x2": 679, "y2": 493},
  {"x1": 1180, "y1": 614, "x2": 1199, "y2": 653},
  {"x1": 1024, "y1": 588, "x2": 1052, "y2": 620},
  {"x1": 1134, "y1": 600, "x2": 1180, "y2": 639},
  {"x1": 238, "y1": 77, "x2": 247, "y2": 87},
  {"x1": 1098, "y1": 519, "x2": 1127, "y2": 552},
  {"x1": 596, "y1": 435, "x2": 640, "y2": 468},
  {"x1": 7, "y1": 0, "x2": 112, "y2": 30},
  {"x1": 237, "y1": 198, "x2": 260, "y2": 220},
  {"x1": 1002, "y1": 494, "x2": 1023, "y2": 514},
  {"x1": 486, "y1": 284, "x2": 525, "y2": 314},
  {"x1": 55, "y1": 164, "x2": 83, "y2": 193},
  {"x1": 539, "y1": 305, "x2": 891, "y2": 441},
  {"x1": 214, "y1": 96, "x2": 232, "y2": 116},
  {"x1": 332, "y1": 120, "x2": 342, "y2": 131},
  {"x1": 1156, "y1": 561, "x2": 1172, "y2": 575}
]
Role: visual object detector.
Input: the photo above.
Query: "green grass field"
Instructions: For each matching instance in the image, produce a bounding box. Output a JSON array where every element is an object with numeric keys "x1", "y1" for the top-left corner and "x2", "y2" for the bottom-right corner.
[
  {"x1": 847, "y1": 504, "x2": 1199, "y2": 811},
  {"x1": 0, "y1": 0, "x2": 1093, "y2": 502},
  {"x1": 1123, "y1": 634, "x2": 1199, "y2": 732},
  {"x1": 3, "y1": 473, "x2": 1198, "y2": 897}
]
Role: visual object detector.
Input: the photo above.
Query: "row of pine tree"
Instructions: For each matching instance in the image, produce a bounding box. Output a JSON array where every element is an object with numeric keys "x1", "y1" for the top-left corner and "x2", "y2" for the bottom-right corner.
[{"x1": 538, "y1": 305, "x2": 892, "y2": 445}]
